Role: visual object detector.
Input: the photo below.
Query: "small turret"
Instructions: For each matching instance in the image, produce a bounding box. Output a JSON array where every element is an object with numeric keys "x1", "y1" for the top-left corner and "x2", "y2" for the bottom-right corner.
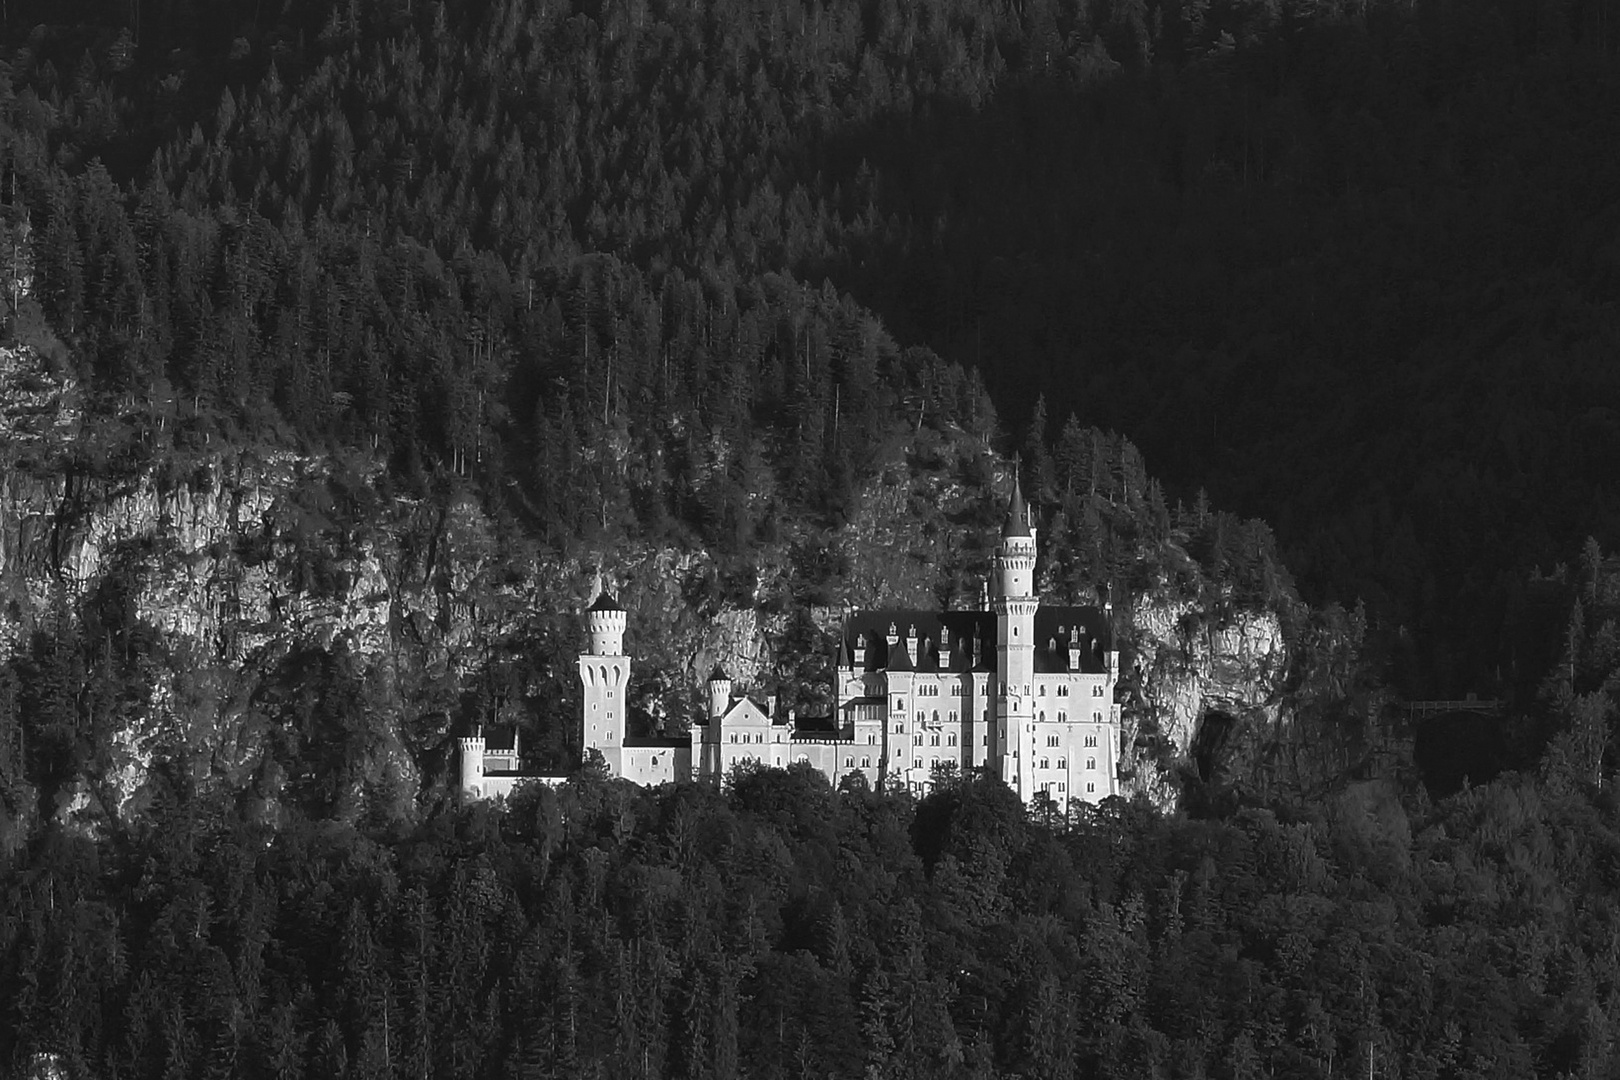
[
  {"x1": 586, "y1": 591, "x2": 628, "y2": 656},
  {"x1": 852, "y1": 632, "x2": 867, "y2": 668},
  {"x1": 707, "y1": 665, "x2": 733, "y2": 721}
]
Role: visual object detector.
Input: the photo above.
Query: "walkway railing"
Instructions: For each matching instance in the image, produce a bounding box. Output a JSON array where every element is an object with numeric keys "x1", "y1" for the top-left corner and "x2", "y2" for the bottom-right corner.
[{"x1": 1405, "y1": 698, "x2": 1506, "y2": 719}]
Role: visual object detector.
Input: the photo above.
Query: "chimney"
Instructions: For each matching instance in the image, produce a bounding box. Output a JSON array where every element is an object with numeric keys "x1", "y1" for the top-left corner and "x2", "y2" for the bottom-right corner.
[
  {"x1": 886, "y1": 623, "x2": 900, "y2": 651},
  {"x1": 906, "y1": 625, "x2": 919, "y2": 663},
  {"x1": 853, "y1": 632, "x2": 867, "y2": 667},
  {"x1": 1069, "y1": 626, "x2": 1082, "y2": 671},
  {"x1": 939, "y1": 634, "x2": 952, "y2": 670}
]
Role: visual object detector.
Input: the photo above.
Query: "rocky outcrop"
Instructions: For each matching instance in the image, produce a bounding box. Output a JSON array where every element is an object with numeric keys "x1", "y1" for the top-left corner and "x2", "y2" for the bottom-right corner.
[{"x1": 1124, "y1": 591, "x2": 1290, "y2": 806}]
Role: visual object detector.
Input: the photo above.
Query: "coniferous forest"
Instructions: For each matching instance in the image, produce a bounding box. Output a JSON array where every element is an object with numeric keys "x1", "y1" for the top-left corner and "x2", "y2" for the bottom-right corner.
[{"x1": 3, "y1": 0, "x2": 1620, "y2": 1075}]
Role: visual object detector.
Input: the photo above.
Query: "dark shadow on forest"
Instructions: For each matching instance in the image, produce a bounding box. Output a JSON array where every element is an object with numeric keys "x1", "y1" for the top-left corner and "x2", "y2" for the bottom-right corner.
[{"x1": 1412, "y1": 712, "x2": 1551, "y2": 801}]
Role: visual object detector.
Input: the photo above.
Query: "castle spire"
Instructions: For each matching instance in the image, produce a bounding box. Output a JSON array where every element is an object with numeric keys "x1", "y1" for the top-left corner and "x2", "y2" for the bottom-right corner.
[{"x1": 1003, "y1": 458, "x2": 1032, "y2": 538}]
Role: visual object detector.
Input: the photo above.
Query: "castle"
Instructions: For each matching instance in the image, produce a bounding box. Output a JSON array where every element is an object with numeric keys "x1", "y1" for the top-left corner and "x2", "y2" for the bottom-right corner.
[{"x1": 460, "y1": 473, "x2": 1122, "y2": 807}]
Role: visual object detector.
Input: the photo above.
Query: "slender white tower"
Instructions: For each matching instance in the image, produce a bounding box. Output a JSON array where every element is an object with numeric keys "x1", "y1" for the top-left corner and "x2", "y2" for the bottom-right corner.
[
  {"x1": 458, "y1": 730, "x2": 485, "y2": 800},
  {"x1": 578, "y1": 589, "x2": 630, "y2": 777},
  {"x1": 994, "y1": 468, "x2": 1039, "y2": 797}
]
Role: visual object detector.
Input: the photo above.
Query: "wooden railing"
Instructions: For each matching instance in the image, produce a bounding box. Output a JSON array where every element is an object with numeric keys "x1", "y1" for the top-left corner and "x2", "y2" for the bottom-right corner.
[{"x1": 1405, "y1": 698, "x2": 1506, "y2": 719}]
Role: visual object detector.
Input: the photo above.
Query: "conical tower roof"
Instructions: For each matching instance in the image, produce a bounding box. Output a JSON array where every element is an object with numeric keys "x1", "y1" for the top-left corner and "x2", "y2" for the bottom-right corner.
[{"x1": 1002, "y1": 463, "x2": 1032, "y2": 538}]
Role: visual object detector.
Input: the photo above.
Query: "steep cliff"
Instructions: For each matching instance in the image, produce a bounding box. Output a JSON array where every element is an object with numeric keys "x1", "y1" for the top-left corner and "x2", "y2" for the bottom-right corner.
[{"x1": 0, "y1": 336, "x2": 1377, "y2": 839}]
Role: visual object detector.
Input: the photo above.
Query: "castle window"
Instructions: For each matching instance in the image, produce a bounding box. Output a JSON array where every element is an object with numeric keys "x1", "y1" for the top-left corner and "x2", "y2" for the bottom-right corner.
[
  {"x1": 730, "y1": 734, "x2": 737, "y2": 743},
  {"x1": 1094, "y1": 712, "x2": 1102, "y2": 723},
  {"x1": 1041, "y1": 757, "x2": 1050, "y2": 769},
  {"x1": 1057, "y1": 759, "x2": 1065, "y2": 770},
  {"x1": 868, "y1": 734, "x2": 876, "y2": 744},
  {"x1": 914, "y1": 734, "x2": 923, "y2": 746},
  {"x1": 1087, "y1": 782, "x2": 1095, "y2": 793},
  {"x1": 1087, "y1": 757, "x2": 1097, "y2": 770},
  {"x1": 949, "y1": 711, "x2": 957, "y2": 723},
  {"x1": 931, "y1": 734, "x2": 940, "y2": 747},
  {"x1": 916, "y1": 711, "x2": 925, "y2": 724},
  {"x1": 1093, "y1": 685, "x2": 1104, "y2": 697},
  {"x1": 895, "y1": 723, "x2": 903, "y2": 733},
  {"x1": 893, "y1": 697, "x2": 904, "y2": 712},
  {"x1": 1038, "y1": 685, "x2": 1046, "y2": 696},
  {"x1": 862, "y1": 757, "x2": 871, "y2": 767},
  {"x1": 1085, "y1": 735, "x2": 1097, "y2": 747},
  {"x1": 845, "y1": 757, "x2": 854, "y2": 767},
  {"x1": 983, "y1": 736, "x2": 988, "y2": 745},
  {"x1": 1039, "y1": 711, "x2": 1046, "y2": 722},
  {"x1": 948, "y1": 733, "x2": 957, "y2": 747},
  {"x1": 1059, "y1": 783, "x2": 1066, "y2": 793},
  {"x1": 1058, "y1": 712, "x2": 1067, "y2": 723},
  {"x1": 1058, "y1": 685, "x2": 1069, "y2": 697}
]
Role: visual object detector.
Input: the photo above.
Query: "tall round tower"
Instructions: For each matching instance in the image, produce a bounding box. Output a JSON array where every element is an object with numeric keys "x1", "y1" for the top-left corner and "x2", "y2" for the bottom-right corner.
[
  {"x1": 458, "y1": 730, "x2": 486, "y2": 800},
  {"x1": 995, "y1": 467, "x2": 1039, "y2": 796},
  {"x1": 579, "y1": 590, "x2": 630, "y2": 777}
]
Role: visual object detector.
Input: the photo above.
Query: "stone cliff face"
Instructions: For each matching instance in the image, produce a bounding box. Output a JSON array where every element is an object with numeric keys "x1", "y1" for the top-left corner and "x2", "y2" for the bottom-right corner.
[
  {"x1": 1123, "y1": 591, "x2": 1291, "y2": 806},
  {"x1": 0, "y1": 337, "x2": 1370, "y2": 833}
]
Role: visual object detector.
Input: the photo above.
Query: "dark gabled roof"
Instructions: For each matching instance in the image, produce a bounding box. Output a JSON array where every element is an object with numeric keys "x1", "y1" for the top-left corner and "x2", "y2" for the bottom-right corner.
[
  {"x1": 844, "y1": 611, "x2": 996, "y2": 673},
  {"x1": 791, "y1": 712, "x2": 840, "y2": 735},
  {"x1": 1031, "y1": 607, "x2": 1114, "y2": 674},
  {"x1": 623, "y1": 735, "x2": 688, "y2": 748},
  {"x1": 1003, "y1": 469, "x2": 1032, "y2": 538},
  {"x1": 841, "y1": 606, "x2": 1114, "y2": 675},
  {"x1": 589, "y1": 591, "x2": 624, "y2": 612},
  {"x1": 481, "y1": 726, "x2": 519, "y2": 752},
  {"x1": 708, "y1": 664, "x2": 731, "y2": 682}
]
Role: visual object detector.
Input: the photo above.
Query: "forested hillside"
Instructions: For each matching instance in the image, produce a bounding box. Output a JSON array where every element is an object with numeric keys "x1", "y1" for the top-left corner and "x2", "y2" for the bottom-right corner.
[
  {"x1": 9, "y1": 762, "x2": 1620, "y2": 1079},
  {"x1": 2, "y1": 0, "x2": 1617, "y2": 694},
  {"x1": 0, "y1": 0, "x2": 1357, "y2": 838},
  {"x1": 2, "y1": 0, "x2": 1620, "y2": 1075}
]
